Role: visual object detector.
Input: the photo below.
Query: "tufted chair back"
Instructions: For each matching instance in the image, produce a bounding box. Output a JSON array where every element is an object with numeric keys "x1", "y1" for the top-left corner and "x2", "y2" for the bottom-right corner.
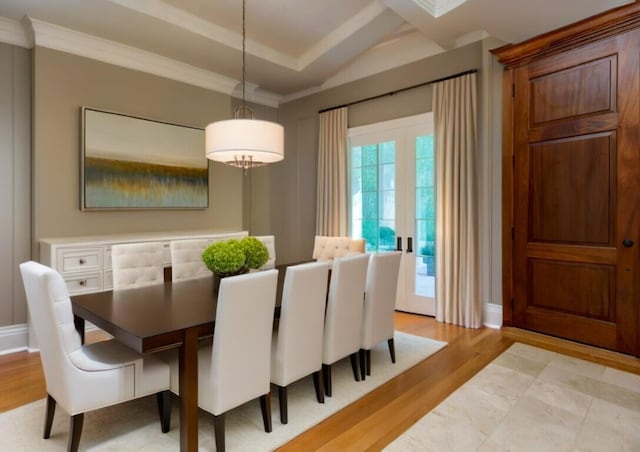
[
  {"x1": 111, "y1": 241, "x2": 165, "y2": 290},
  {"x1": 170, "y1": 239, "x2": 212, "y2": 282},
  {"x1": 255, "y1": 235, "x2": 276, "y2": 269},
  {"x1": 312, "y1": 236, "x2": 366, "y2": 261}
]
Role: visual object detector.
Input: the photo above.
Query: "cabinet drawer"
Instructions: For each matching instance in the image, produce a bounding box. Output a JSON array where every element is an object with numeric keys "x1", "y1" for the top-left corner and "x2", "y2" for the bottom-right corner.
[
  {"x1": 57, "y1": 248, "x2": 102, "y2": 273},
  {"x1": 65, "y1": 273, "x2": 102, "y2": 294}
]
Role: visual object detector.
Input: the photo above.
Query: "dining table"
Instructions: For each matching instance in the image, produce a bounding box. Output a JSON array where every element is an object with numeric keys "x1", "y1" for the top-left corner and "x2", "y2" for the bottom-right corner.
[{"x1": 70, "y1": 265, "x2": 289, "y2": 452}]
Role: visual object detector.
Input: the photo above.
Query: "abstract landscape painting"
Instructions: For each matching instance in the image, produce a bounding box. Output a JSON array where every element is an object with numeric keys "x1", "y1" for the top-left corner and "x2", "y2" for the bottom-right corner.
[{"x1": 81, "y1": 108, "x2": 208, "y2": 210}]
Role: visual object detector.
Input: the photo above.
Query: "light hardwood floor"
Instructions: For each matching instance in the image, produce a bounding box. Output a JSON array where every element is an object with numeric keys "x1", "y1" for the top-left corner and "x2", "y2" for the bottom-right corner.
[{"x1": 1, "y1": 312, "x2": 638, "y2": 451}]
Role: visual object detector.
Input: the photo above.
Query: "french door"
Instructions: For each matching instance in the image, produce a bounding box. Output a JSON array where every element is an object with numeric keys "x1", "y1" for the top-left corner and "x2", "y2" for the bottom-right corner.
[{"x1": 348, "y1": 113, "x2": 436, "y2": 316}]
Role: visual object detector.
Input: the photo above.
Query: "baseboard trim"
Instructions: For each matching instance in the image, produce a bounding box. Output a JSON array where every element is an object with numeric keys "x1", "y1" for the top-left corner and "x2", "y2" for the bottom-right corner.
[
  {"x1": 1, "y1": 323, "x2": 101, "y2": 355},
  {"x1": 483, "y1": 303, "x2": 502, "y2": 329},
  {"x1": 0, "y1": 323, "x2": 29, "y2": 355}
]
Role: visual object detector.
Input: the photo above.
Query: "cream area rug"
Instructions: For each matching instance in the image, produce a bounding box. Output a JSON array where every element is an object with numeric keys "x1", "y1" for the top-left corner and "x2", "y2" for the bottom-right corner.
[
  {"x1": 0, "y1": 331, "x2": 446, "y2": 451},
  {"x1": 386, "y1": 342, "x2": 640, "y2": 452}
]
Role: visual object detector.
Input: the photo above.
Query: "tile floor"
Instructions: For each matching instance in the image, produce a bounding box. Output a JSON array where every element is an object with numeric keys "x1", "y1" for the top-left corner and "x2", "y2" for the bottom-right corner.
[{"x1": 385, "y1": 342, "x2": 640, "y2": 451}]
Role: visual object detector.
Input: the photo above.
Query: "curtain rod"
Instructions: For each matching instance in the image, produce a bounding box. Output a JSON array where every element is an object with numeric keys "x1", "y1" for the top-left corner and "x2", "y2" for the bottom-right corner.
[{"x1": 318, "y1": 68, "x2": 478, "y2": 114}]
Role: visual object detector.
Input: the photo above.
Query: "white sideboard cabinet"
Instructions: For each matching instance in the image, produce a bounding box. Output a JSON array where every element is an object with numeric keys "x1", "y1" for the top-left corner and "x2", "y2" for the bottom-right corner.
[{"x1": 32, "y1": 230, "x2": 248, "y2": 349}]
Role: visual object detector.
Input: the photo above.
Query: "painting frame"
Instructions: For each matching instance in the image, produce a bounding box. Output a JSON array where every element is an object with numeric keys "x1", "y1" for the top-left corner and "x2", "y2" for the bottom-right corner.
[{"x1": 80, "y1": 107, "x2": 208, "y2": 211}]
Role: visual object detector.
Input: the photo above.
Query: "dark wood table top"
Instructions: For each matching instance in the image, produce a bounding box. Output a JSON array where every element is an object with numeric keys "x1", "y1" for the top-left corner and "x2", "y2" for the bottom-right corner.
[{"x1": 71, "y1": 267, "x2": 288, "y2": 353}]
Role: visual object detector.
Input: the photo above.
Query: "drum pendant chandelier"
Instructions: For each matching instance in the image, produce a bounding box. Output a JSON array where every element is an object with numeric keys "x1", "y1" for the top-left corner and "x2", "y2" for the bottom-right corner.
[{"x1": 205, "y1": 0, "x2": 284, "y2": 172}]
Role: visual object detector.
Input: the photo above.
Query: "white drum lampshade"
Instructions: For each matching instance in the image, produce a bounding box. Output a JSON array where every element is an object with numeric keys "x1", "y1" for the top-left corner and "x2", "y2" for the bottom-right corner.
[{"x1": 205, "y1": 118, "x2": 284, "y2": 169}]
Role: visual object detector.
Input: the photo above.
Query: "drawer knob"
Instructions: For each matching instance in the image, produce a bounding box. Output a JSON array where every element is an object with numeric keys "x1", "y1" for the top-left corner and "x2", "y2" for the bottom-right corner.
[
  {"x1": 79, "y1": 280, "x2": 87, "y2": 286},
  {"x1": 79, "y1": 258, "x2": 86, "y2": 265}
]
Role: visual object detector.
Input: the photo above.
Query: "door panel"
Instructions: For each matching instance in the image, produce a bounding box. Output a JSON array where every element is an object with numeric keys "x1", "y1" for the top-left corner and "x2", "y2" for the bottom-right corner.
[
  {"x1": 530, "y1": 56, "x2": 616, "y2": 125},
  {"x1": 530, "y1": 133, "x2": 615, "y2": 244},
  {"x1": 513, "y1": 30, "x2": 639, "y2": 355},
  {"x1": 528, "y1": 260, "x2": 614, "y2": 320}
]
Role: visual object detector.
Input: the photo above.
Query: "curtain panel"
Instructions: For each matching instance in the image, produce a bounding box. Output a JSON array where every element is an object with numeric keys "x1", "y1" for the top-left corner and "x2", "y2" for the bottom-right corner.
[
  {"x1": 316, "y1": 107, "x2": 348, "y2": 236},
  {"x1": 433, "y1": 72, "x2": 482, "y2": 328}
]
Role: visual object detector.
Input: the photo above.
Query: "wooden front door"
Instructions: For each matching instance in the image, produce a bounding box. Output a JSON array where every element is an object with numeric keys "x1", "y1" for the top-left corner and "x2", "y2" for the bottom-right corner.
[{"x1": 512, "y1": 30, "x2": 640, "y2": 355}]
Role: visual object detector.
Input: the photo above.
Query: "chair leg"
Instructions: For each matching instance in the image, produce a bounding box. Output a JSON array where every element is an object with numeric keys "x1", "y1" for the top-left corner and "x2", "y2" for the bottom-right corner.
[
  {"x1": 213, "y1": 413, "x2": 225, "y2": 452},
  {"x1": 322, "y1": 364, "x2": 332, "y2": 397},
  {"x1": 260, "y1": 393, "x2": 272, "y2": 433},
  {"x1": 277, "y1": 385, "x2": 288, "y2": 424},
  {"x1": 312, "y1": 370, "x2": 325, "y2": 404},
  {"x1": 156, "y1": 390, "x2": 171, "y2": 433},
  {"x1": 366, "y1": 349, "x2": 372, "y2": 376},
  {"x1": 359, "y1": 349, "x2": 366, "y2": 381},
  {"x1": 350, "y1": 352, "x2": 361, "y2": 382},
  {"x1": 68, "y1": 413, "x2": 84, "y2": 452},
  {"x1": 44, "y1": 394, "x2": 56, "y2": 439},
  {"x1": 387, "y1": 338, "x2": 396, "y2": 363}
]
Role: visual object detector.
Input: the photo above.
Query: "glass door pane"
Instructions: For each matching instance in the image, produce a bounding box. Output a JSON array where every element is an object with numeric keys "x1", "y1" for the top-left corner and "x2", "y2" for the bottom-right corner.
[
  {"x1": 415, "y1": 135, "x2": 435, "y2": 298},
  {"x1": 350, "y1": 140, "x2": 397, "y2": 252},
  {"x1": 401, "y1": 128, "x2": 435, "y2": 316}
]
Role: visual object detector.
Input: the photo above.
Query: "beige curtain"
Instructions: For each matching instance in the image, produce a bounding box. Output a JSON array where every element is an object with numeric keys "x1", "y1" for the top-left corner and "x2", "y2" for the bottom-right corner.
[
  {"x1": 316, "y1": 107, "x2": 348, "y2": 236},
  {"x1": 433, "y1": 72, "x2": 481, "y2": 328}
]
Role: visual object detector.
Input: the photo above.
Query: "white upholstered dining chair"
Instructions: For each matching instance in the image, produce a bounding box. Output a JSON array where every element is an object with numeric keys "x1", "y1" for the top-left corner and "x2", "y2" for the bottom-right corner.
[
  {"x1": 111, "y1": 241, "x2": 165, "y2": 290},
  {"x1": 321, "y1": 253, "x2": 370, "y2": 396},
  {"x1": 312, "y1": 235, "x2": 366, "y2": 261},
  {"x1": 271, "y1": 261, "x2": 330, "y2": 423},
  {"x1": 160, "y1": 269, "x2": 278, "y2": 452},
  {"x1": 19, "y1": 261, "x2": 171, "y2": 452},
  {"x1": 359, "y1": 252, "x2": 402, "y2": 380},
  {"x1": 169, "y1": 238, "x2": 212, "y2": 282},
  {"x1": 255, "y1": 235, "x2": 276, "y2": 269}
]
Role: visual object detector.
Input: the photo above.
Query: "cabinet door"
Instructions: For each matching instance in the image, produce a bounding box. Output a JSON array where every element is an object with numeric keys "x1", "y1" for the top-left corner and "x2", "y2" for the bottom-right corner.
[{"x1": 512, "y1": 30, "x2": 640, "y2": 355}]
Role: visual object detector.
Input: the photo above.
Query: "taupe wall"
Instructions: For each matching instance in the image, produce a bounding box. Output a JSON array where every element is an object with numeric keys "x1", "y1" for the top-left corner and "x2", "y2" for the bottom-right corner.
[
  {"x1": 32, "y1": 47, "x2": 245, "y2": 251},
  {"x1": 0, "y1": 43, "x2": 31, "y2": 326}
]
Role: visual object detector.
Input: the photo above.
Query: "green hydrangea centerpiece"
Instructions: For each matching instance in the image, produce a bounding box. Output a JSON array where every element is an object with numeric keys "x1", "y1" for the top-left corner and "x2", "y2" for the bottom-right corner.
[{"x1": 201, "y1": 237, "x2": 269, "y2": 276}]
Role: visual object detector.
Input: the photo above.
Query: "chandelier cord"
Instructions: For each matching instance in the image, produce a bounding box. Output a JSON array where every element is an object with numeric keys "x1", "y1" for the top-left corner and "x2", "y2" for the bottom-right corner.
[{"x1": 242, "y1": 0, "x2": 246, "y2": 109}]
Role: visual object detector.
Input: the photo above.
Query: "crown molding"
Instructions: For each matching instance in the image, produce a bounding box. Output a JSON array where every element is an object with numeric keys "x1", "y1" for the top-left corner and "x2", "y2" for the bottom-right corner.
[
  {"x1": 0, "y1": 17, "x2": 32, "y2": 48},
  {"x1": 435, "y1": 0, "x2": 469, "y2": 17},
  {"x1": 411, "y1": 0, "x2": 469, "y2": 17},
  {"x1": 412, "y1": 0, "x2": 437, "y2": 15},
  {"x1": 27, "y1": 17, "x2": 282, "y2": 108}
]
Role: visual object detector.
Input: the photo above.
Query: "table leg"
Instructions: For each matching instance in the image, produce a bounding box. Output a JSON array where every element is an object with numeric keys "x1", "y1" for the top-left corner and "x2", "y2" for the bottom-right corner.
[
  {"x1": 73, "y1": 316, "x2": 85, "y2": 344},
  {"x1": 179, "y1": 326, "x2": 199, "y2": 452}
]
